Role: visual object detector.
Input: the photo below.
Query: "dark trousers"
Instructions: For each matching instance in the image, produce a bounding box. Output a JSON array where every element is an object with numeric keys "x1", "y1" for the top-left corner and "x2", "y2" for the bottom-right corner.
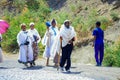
[
  {"x1": 60, "y1": 44, "x2": 73, "y2": 71},
  {"x1": 94, "y1": 43, "x2": 104, "y2": 65}
]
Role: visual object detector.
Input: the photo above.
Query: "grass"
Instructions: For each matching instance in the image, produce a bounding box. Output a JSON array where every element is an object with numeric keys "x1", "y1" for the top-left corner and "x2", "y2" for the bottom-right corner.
[
  {"x1": 103, "y1": 38, "x2": 120, "y2": 67},
  {"x1": 1, "y1": 0, "x2": 50, "y2": 54}
]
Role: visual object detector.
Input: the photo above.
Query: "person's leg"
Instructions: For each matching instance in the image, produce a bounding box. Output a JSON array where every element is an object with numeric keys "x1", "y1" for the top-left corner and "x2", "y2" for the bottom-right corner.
[
  {"x1": 60, "y1": 46, "x2": 67, "y2": 68},
  {"x1": 53, "y1": 53, "x2": 59, "y2": 67},
  {"x1": 65, "y1": 44, "x2": 73, "y2": 71},
  {"x1": 46, "y1": 57, "x2": 49, "y2": 66},
  {"x1": 100, "y1": 44, "x2": 104, "y2": 66},
  {"x1": 28, "y1": 46, "x2": 34, "y2": 67},
  {"x1": 94, "y1": 44, "x2": 100, "y2": 66}
]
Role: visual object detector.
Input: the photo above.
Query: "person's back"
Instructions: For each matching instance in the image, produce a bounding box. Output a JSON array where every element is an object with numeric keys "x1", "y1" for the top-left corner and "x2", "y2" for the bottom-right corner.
[
  {"x1": 92, "y1": 21, "x2": 104, "y2": 66},
  {"x1": 93, "y1": 27, "x2": 104, "y2": 44}
]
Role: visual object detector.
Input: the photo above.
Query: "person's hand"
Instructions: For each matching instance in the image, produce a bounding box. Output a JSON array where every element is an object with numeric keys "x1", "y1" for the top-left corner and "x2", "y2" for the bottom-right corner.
[
  {"x1": 69, "y1": 40, "x2": 73, "y2": 44},
  {"x1": 92, "y1": 43, "x2": 94, "y2": 47}
]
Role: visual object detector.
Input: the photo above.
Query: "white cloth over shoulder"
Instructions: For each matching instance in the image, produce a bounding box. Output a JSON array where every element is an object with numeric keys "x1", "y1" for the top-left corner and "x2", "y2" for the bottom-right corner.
[
  {"x1": 28, "y1": 29, "x2": 41, "y2": 43},
  {"x1": 42, "y1": 26, "x2": 59, "y2": 58},
  {"x1": 17, "y1": 30, "x2": 33, "y2": 63},
  {"x1": 50, "y1": 32, "x2": 61, "y2": 58},
  {"x1": 60, "y1": 25, "x2": 76, "y2": 47}
]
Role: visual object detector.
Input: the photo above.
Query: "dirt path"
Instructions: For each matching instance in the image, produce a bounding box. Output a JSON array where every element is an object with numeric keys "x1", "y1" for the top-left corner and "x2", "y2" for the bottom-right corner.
[{"x1": 0, "y1": 54, "x2": 120, "y2": 80}]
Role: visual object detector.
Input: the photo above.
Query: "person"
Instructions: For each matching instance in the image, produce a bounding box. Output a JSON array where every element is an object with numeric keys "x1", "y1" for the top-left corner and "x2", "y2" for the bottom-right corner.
[
  {"x1": 92, "y1": 21, "x2": 104, "y2": 66},
  {"x1": 28, "y1": 22, "x2": 41, "y2": 66},
  {"x1": 60, "y1": 20, "x2": 76, "y2": 72},
  {"x1": 49, "y1": 19, "x2": 59, "y2": 67},
  {"x1": 17, "y1": 23, "x2": 34, "y2": 67},
  {"x1": 42, "y1": 21, "x2": 51, "y2": 66},
  {"x1": 42, "y1": 19, "x2": 59, "y2": 66},
  {"x1": 0, "y1": 34, "x2": 3, "y2": 63}
]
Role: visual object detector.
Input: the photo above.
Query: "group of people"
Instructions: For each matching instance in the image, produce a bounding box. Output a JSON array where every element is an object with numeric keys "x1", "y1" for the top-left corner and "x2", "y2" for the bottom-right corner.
[
  {"x1": 0, "y1": 19, "x2": 104, "y2": 73},
  {"x1": 17, "y1": 22, "x2": 41, "y2": 67},
  {"x1": 17, "y1": 19, "x2": 76, "y2": 72}
]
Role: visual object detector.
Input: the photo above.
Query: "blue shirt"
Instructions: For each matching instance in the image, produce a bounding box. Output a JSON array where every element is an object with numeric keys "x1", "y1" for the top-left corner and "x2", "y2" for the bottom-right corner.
[{"x1": 92, "y1": 27, "x2": 104, "y2": 44}]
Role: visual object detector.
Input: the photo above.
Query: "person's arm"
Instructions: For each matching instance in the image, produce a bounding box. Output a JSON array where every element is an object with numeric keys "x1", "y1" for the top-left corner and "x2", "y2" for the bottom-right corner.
[
  {"x1": 60, "y1": 36, "x2": 62, "y2": 48},
  {"x1": 92, "y1": 29, "x2": 97, "y2": 47},
  {"x1": 92, "y1": 36, "x2": 96, "y2": 47}
]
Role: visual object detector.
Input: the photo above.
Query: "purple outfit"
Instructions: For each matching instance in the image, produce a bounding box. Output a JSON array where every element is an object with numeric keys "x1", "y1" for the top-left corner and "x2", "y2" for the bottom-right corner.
[{"x1": 93, "y1": 27, "x2": 104, "y2": 66}]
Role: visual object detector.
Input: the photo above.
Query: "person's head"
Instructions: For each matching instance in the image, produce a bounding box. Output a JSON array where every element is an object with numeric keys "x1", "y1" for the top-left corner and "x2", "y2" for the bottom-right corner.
[
  {"x1": 45, "y1": 21, "x2": 51, "y2": 29},
  {"x1": 29, "y1": 22, "x2": 35, "y2": 30},
  {"x1": 51, "y1": 19, "x2": 57, "y2": 27},
  {"x1": 96, "y1": 21, "x2": 101, "y2": 27},
  {"x1": 20, "y1": 23, "x2": 26, "y2": 31},
  {"x1": 64, "y1": 20, "x2": 70, "y2": 28}
]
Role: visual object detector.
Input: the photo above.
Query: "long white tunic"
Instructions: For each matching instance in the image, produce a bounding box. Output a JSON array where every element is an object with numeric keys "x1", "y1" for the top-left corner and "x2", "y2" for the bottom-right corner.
[
  {"x1": 28, "y1": 29, "x2": 41, "y2": 43},
  {"x1": 43, "y1": 26, "x2": 59, "y2": 58},
  {"x1": 0, "y1": 34, "x2": 3, "y2": 63},
  {"x1": 17, "y1": 30, "x2": 33, "y2": 63}
]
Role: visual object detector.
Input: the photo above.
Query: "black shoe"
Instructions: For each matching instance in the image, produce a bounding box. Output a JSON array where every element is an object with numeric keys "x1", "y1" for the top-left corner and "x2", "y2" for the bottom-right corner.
[
  {"x1": 33, "y1": 62, "x2": 36, "y2": 66},
  {"x1": 24, "y1": 63, "x2": 28, "y2": 67},
  {"x1": 30, "y1": 63, "x2": 33, "y2": 67}
]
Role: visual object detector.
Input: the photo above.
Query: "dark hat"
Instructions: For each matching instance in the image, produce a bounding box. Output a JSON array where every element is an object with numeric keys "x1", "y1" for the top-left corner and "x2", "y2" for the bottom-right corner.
[
  {"x1": 51, "y1": 19, "x2": 57, "y2": 24},
  {"x1": 45, "y1": 21, "x2": 51, "y2": 27}
]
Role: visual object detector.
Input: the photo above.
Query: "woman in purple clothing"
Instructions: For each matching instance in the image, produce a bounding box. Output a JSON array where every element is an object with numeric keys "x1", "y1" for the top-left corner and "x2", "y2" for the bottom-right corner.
[{"x1": 92, "y1": 21, "x2": 104, "y2": 66}]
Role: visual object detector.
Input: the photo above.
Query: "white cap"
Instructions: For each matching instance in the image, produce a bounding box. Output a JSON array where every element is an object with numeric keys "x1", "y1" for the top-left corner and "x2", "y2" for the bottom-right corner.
[
  {"x1": 64, "y1": 20, "x2": 70, "y2": 24},
  {"x1": 29, "y1": 22, "x2": 35, "y2": 27},
  {"x1": 20, "y1": 23, "x2": 26, "y2": 27}
]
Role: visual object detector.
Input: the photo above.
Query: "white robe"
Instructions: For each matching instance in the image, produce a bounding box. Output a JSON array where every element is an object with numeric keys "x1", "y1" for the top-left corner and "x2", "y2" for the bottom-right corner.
[
  {"x1": 17, "y1": 30, "x2": 33, "y2": 63},
  {"x1": 28, "y1": 29, "x2": 41, "y2": 43},
  {"x1": 0, "y1": 34, "x2": 3, "y2": 63},
  {"x1": 42, "y1": 26, "x2": 59, "y2": 58},
  {"x1": 60, "y1": 25, "x2": 76, "y2": 47}
]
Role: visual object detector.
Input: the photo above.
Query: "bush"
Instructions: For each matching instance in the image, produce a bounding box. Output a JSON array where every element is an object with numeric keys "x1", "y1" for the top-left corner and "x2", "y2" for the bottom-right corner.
[
  {"x1": 110, "y1": 12, "x2": 119, "y2": 21},
  {"x1": 1, "y1": 0, "x2": 50, "y2": 54},
  {"x1": 103, "y1": 39, "x2": 120, "y2": 67}
]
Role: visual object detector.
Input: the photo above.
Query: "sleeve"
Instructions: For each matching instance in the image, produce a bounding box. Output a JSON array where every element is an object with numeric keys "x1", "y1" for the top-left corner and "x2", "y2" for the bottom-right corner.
[
  {"x1": 92, "y1": 29, "x2": 97, "y2": 36},
  {"x1": 17, "y1": 33, "x2": 21, "y2": 46},
  {"x1": 35, "y1": 29, "x2": 41, "y2": 43}
]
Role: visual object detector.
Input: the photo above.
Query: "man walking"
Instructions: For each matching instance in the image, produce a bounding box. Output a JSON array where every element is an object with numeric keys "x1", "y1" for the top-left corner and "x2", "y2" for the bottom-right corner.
[{"x1": 60, "y1": 20, "x2": 76, "y2": 72}]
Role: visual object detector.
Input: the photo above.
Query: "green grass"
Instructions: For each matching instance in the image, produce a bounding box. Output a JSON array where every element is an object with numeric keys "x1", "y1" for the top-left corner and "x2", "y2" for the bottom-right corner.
[
  {"x1": 1, "y1": 0, "x2": 50, "y2": 54},
  {"x1": 103, "y1": 39, "x2": 120, "y2": 67}
]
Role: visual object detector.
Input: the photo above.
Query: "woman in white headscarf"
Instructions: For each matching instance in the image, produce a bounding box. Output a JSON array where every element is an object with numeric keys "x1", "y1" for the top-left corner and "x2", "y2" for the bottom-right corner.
[
  {"x1": 42, "y1": 19, "x2": 59, "y2": 66},
  {"x1": 17, "y1": 23, "x2": 34, "y2": 67},
  {"x1": 28, "y1": 22, "x2": 41, "y2": 66},
  {"x1": 0, "y1": 33, "x2": 3, "y2": 63}
]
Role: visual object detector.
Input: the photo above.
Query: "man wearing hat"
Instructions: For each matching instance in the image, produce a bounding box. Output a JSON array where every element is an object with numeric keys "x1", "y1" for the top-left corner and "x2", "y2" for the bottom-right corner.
[
  {"x1": 92, "y1": 21, "x2": 104, "y2": 66},
  {"x1": 17, "y1": 23, "x2": 34, "y2": 67},
  {"x1": 28, "y1": 22, "x2": 41, "y2": 66},
  {"x1": 42, "y1": 21, "x2": 51, "y2": 66},
  {"x1": 60, "y1": 20, "x2": 76, "y2": 72}
]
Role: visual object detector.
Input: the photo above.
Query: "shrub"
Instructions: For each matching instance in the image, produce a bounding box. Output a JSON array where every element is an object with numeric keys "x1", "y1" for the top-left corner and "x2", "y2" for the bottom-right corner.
[
  {"x1": 103, "y1": 38, "x2": 120, "y2": 67},
  {"x1": 110, "y1": 12, "x2": 119, "y2": 21}
]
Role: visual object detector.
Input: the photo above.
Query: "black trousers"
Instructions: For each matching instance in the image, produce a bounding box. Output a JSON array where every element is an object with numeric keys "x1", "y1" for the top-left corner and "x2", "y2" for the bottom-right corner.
[{"x1": 60, "y1": 44, "x2": 73, "y2": 71}]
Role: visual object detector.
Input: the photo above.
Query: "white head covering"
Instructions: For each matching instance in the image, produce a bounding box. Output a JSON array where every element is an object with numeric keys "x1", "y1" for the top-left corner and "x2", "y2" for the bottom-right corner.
[
  {"x1": 20, "y1": 23, "x2": 26, "y2": 27},
  {"x1": 64, "y1": 20, "x2": 70, "y2": 24},
  {"x1": 29, "y1": 22, "x2": 35, "y2": 27},
  {"x1": 51, "y1": 19, "x2": 57, "y2": 24}
]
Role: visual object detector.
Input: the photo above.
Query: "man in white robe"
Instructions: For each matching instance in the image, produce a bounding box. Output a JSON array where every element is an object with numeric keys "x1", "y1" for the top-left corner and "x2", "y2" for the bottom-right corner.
[
  {"x1": 28, "y1": 22, "x2": 41, "y2": 66},
  {"x1": 60, "y1": 20, "x2": 76, "y2": 72},
  {"x1": 17, "y1": 23, "x2": 34, "y2": 67}
]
